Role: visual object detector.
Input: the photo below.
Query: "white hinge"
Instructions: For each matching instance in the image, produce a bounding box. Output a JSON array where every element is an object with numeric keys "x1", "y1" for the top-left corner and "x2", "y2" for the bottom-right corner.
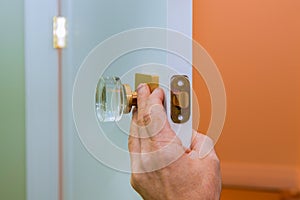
[{"x1": 53, "y1": 16, "x2": 67, "y2": 49}]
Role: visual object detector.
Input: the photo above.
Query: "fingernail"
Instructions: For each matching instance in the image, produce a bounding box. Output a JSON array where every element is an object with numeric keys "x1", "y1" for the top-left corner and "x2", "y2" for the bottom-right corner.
[{"x1": 136, "y1": 83, "x2": 147, "y2": 94}]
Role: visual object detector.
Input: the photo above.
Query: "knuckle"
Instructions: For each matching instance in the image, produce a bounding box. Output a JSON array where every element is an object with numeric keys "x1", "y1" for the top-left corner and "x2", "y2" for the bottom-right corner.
[
  {"x1": 130, "y1": 173, "x2": 144, "y2": 189},
  {"x1": 130, "y1": 176, "x2": 138, "y2": 190},
  {"x1": 142, "y1": 113, "x2": 151, "y2": 126},
  {"x1": 153, "y1": 87, "x2": 163, "y2": 94}
]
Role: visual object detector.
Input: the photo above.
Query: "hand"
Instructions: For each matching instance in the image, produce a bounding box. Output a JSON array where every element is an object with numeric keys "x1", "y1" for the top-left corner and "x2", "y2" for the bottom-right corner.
[{"x1": 128, "y1": 84, "x2": 222, "y2": 200}]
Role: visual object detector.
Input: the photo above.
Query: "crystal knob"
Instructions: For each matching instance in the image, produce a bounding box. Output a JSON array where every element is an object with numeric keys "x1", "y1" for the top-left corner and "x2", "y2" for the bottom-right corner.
[{"x1": 95, "y1": 76, "x2": 137, "y2": 122}]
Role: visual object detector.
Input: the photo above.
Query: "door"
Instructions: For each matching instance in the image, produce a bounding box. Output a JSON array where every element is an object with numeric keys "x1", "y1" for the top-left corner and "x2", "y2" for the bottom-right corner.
[{"x1": 62, "y1": 1, "x2": 192, "y2": 200}]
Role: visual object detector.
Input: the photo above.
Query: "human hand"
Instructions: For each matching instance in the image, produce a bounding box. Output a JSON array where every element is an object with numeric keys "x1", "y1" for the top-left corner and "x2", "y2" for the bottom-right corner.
[{"x1": 128, "y1": 84, "x2": 221, "y2": 200}]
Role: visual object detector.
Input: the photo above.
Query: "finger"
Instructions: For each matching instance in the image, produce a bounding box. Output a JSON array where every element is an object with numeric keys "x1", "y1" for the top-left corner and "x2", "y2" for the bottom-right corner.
[
  {"x1": 190, "y1": 130, "x2": 206, "y2": 150},
  {"x1": 190, "y1": 130, "x2": 215, "y2": 159},
  {"x1": 147, "y1": 88, "x2": 171, "y2": 130},
  {"x1": 148, "y1": 87, "x2": 164, "y2": 105},
  {"x1": 131, "y1": 87, "x2": 167, "y2": 140},
  {"x1": 143, "y1": 88, "x2": 174, "y2": 139},
  {"x1": 128, "y1": 109, "x2": 140, "y2": 153},
  {"x1": 136, "y1": 83, "x2": 151, "y2": 124}
]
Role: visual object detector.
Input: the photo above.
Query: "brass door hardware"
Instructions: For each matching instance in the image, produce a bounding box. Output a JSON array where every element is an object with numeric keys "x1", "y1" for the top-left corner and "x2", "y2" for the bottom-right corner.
[
  {"x1": 53, "y1": 16, "x2": 67, "y2": 49},
  {"x1": 95, "y1": 73, "x2": 159, "y2": 122},
  {"x1": 95, "y1": 73, "x2": 191, "y2": 123},
  {"x1": 135, "y1": 73, "x2": 159, "y2": 93},
  {"x1": 170, "y1": 75, "x2": 191, "y2": 124},
  {"x1": 123, "y1": 73, "x2": 159, "y2": 113}
]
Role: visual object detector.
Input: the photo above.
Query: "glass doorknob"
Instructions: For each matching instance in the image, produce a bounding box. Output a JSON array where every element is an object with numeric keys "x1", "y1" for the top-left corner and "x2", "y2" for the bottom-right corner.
[{"x1": 95, "y1": 76, "x2": 137, "y2": 122}]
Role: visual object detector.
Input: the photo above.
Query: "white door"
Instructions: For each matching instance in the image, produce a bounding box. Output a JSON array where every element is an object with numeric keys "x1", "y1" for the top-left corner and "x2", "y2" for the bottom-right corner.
[
  {"x1": 65, "y1": 1, "x2": 192, "y2": 200},
  {"x1": 26, "y1": 1, "x2": 192, "y2": 200}
]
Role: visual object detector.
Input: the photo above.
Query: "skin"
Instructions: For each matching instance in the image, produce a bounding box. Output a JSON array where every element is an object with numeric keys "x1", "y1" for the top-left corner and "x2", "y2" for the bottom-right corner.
[{"x1": 128, "y1": 84, "x2": 222, "y2": 200}]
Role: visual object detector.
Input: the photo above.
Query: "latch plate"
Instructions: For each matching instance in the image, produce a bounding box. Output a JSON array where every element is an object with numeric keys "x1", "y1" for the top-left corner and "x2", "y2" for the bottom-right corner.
[{"x1": 170, "y1": 75, "x2": 191, "y2": 124}]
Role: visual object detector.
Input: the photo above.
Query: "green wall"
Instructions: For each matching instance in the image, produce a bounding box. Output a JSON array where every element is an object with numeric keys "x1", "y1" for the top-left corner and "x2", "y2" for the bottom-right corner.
[{"x1": 0, "y1": 0, "x2": 26, "y2": 199}]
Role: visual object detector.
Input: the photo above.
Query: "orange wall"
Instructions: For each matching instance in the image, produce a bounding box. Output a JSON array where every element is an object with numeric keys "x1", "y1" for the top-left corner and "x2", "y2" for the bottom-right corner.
[
  {"x1": 193, "y1": 0, "x2": 300, "y2": 168},
  {"x1": 221, "y1": 188, "x2": 281, "y2": 200}
]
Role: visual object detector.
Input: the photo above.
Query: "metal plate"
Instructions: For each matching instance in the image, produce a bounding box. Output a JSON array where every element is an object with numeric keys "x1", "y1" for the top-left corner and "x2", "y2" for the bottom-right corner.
[{"x1": 170, "y1": 75, "x2": 190, "y2": 124}]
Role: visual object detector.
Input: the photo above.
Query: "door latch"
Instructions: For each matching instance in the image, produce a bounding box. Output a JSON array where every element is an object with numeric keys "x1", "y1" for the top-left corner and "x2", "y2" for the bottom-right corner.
[
  {"x1": 95, "y1": 73, "x2": 159, "y2": 122},
  {"x1": 95, "y1": 73, "x2": 191, "y2": 124},
  {"x1": 170, "y1": 75, "x2": 190, "y2": 124}
]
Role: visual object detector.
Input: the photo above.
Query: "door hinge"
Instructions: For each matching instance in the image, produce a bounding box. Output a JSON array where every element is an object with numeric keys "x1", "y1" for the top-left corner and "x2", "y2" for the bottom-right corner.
[{"x1": 53, "y1": 16, "x2": 67, "y2": 49}]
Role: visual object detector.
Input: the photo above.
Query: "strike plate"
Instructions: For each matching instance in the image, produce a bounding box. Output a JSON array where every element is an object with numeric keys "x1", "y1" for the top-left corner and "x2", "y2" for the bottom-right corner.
[{"x1": 170, "y1": 75, "x2": 191, "y2": 124}]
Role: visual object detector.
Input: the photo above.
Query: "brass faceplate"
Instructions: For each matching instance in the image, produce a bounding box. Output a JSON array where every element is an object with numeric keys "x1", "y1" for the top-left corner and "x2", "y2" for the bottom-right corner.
[
  {"x1": 170, "y1": 75, "x2": 190, "y2": 124},
  {"x1": 123, "y1": 73, "x2": 159, "y2": 113},
  {"x1": 135, "y1": 73, "x2": 159, "y2": 92}
]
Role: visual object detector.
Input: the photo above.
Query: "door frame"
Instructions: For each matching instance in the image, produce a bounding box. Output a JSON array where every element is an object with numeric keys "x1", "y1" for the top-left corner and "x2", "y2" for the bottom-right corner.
[{"x1": 25, "y1": 0, "x2": 60, "y2": 199}]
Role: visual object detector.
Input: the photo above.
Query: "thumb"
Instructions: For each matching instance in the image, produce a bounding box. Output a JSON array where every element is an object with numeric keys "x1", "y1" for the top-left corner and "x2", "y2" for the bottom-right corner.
[{"x1": 190, "y1": 130, "x2": 215, "y2": 158}]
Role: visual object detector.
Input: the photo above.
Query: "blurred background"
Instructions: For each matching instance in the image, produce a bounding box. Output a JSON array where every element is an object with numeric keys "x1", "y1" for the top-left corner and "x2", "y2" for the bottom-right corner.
[
  {"x1": 0, "y1": 0, "x2": 26, "y2": 199},
  {"x1": 0, "y1": 0, "x2": 299, "y2": 199},
  {"x1": 193, "y1": 1, "x2": 300, "y2": 199}
]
